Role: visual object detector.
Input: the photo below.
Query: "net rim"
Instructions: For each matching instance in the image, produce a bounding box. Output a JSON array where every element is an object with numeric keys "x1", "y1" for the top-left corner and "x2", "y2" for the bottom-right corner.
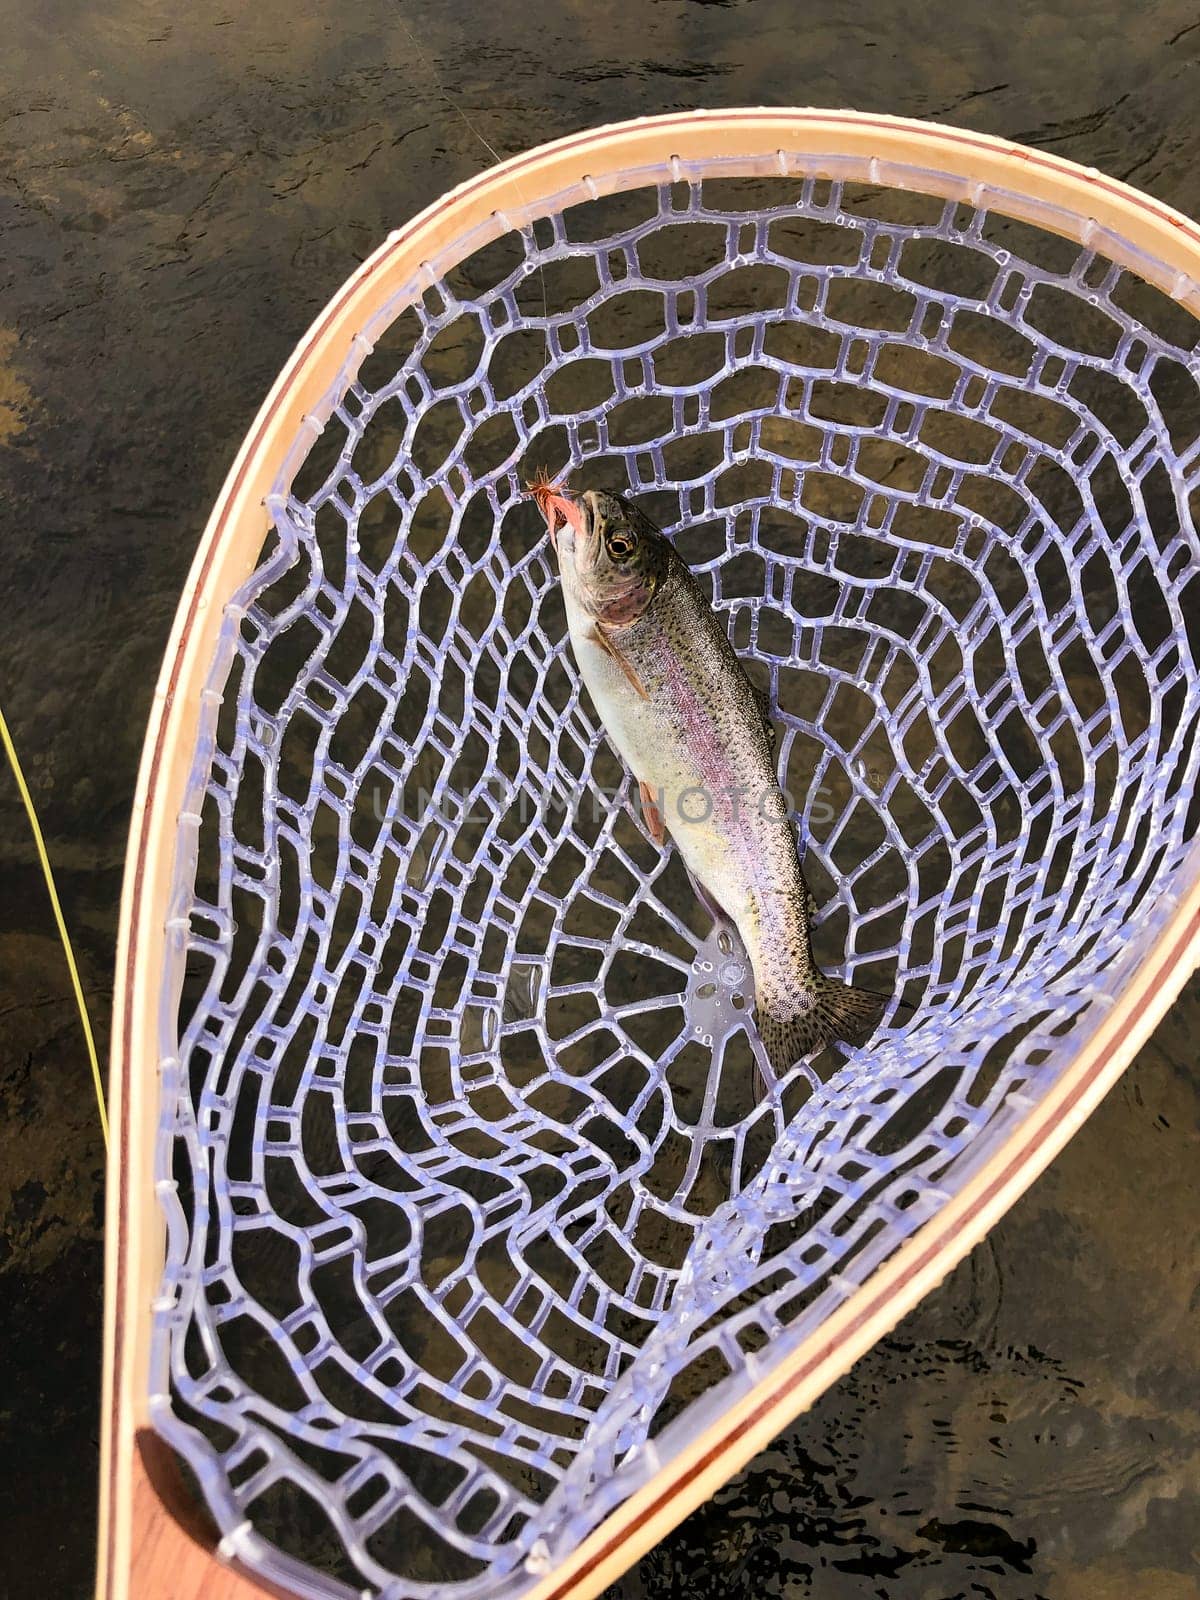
[{"x1": 100, "y1": 105, "x2": 1200, "y2": 1600}]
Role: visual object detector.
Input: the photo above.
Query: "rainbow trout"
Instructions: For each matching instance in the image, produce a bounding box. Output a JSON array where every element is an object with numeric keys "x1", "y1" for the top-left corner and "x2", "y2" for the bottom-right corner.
[{"x1": 533, "y1": 481, "x2": 884, "y2": 1085}]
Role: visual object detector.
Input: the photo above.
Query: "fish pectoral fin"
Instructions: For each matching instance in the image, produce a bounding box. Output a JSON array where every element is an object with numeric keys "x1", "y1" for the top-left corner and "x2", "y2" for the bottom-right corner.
[
  {"x1": 638, "y1": 779, "x2": 667, "y2": 846},
  {"x1": 591, "y1": 622, "x2": 648, "y2": 700}
]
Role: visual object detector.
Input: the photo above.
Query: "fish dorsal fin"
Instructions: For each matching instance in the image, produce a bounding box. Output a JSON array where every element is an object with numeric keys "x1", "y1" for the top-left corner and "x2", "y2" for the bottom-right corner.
[{"x1": 752, "y1": 681, "x2": 776, "y2": 749}]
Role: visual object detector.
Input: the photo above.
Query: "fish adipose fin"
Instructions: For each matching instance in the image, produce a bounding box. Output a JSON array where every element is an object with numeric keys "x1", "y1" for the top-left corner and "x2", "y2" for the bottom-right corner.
[
  {"x1": 590, "y1": 622, "x2": 648, "y2": 700},
  {"x1": 638, "y1": 779, "x2": 667, "y2": 846},
  {"x1": 754, "y1": 976, "x2": 886, "y2": 1084}
]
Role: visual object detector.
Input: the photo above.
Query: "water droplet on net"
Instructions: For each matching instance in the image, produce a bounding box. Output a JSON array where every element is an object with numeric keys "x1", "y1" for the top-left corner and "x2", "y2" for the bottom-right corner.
[
  {"x1": 407, "y1": 828, "x2": 448, "y2": 891},
  {"x1": 503, "y1": 961, "x2": 542, "y2": 1023},
  {"x1": 461, "y1": 1004, "x2": 499, "y2": 1054}
]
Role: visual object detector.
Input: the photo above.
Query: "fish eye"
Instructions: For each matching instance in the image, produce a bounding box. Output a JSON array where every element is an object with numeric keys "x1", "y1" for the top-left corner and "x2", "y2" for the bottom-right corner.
[{"x1": 606, "y1": 529, "x2": 635, "y2": 559}]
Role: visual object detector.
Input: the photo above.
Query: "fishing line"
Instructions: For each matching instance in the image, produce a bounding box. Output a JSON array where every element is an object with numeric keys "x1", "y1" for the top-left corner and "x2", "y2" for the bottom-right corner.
[
  {"x1": 395, "y1": 4, "x2": 550, "y2": 327},
  {"x1": 0, "y1": 702, "x2": 109, "y2": 1148}
]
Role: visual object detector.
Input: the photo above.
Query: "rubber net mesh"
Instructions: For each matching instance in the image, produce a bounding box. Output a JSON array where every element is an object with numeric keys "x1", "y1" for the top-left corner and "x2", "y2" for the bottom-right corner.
[{"x1": 152, "y1": 170, "x2": 1200, "y2": 1599}]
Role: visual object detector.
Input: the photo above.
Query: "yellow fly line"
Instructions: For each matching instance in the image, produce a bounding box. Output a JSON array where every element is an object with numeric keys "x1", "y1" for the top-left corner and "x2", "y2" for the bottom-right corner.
[{"x1": 0, "y1": 702, "x2": 109, "y2": 1148}]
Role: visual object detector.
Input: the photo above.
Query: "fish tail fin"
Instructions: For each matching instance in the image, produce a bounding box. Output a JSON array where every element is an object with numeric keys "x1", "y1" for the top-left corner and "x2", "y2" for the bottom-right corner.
[{"x1": 754, "y1": 976, "x2": 887, "y2": 1089}]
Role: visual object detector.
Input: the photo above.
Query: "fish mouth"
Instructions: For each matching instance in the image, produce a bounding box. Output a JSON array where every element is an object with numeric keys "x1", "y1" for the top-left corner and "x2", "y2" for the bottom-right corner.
[
  {"x1": 567, "y1": 491, "x2": 601, "y2": 567},
  {"x1": 528, "y1": 474, "x2": 588, "y2": 553}
]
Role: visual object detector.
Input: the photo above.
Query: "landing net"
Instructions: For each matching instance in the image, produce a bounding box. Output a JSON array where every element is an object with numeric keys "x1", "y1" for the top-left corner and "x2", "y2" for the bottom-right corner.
[{"x1": 147, "y1": 124, "x2": 1200, "y2": 1599}]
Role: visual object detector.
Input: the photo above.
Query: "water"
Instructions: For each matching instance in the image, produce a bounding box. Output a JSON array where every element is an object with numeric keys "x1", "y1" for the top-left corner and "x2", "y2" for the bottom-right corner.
[
  {"x1": 1, "y1": 1, "x2": 1198, "y2": 1595},
  {"x1": 622, "y1": 1009, "x2": 1200, "y2": 1596}
]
